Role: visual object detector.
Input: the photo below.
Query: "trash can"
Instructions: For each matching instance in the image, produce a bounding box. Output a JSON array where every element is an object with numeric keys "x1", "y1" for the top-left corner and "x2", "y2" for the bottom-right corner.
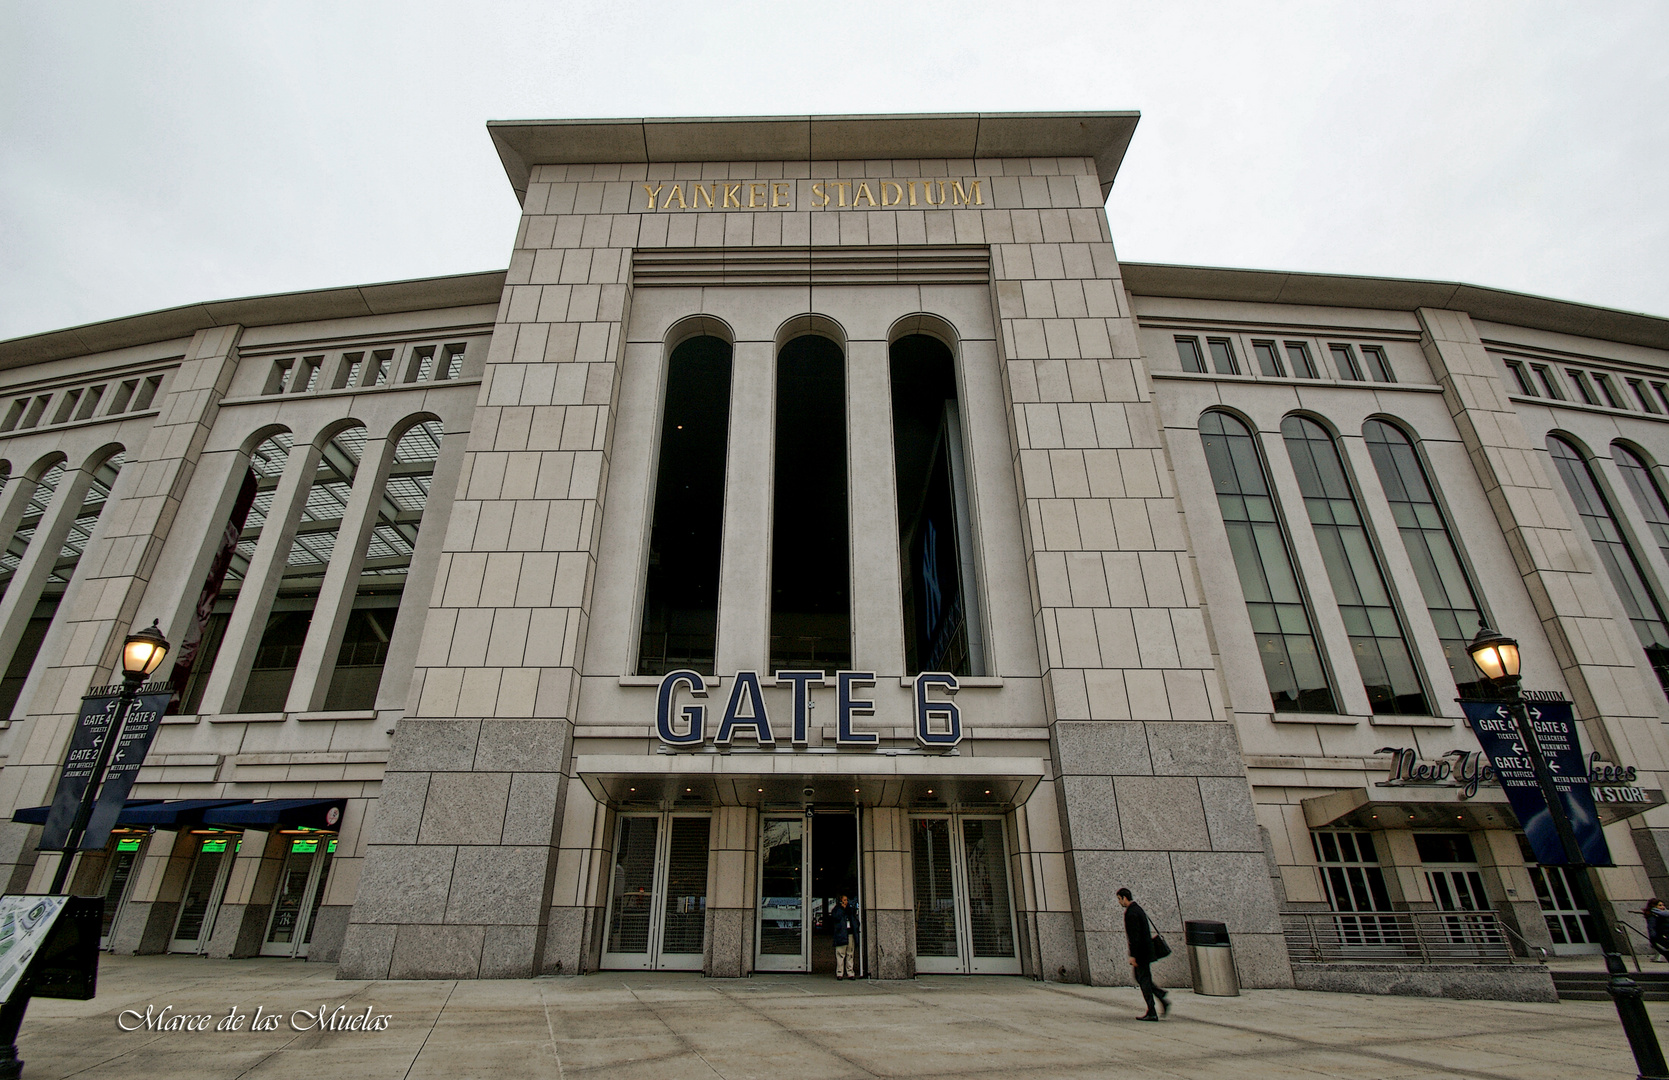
[{"x1": 1185, "y1": 920, "x2": 1239, "y2": 997}]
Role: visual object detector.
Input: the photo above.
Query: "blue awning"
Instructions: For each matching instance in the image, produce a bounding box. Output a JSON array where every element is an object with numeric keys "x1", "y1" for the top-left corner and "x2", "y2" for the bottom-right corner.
[
  {"x1": 117, "y1": 799, "x2": 251, "y2": 826},
  {"x1": 202, "y1": 799, "x2": 345, "y2": 831},
  {"x1": 11, "y1": 800, "x2": 163, "y2": 825}
]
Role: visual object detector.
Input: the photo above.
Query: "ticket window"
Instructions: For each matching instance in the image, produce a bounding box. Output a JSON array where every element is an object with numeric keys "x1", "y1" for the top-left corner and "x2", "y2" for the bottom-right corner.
[
  {"x1": 99, "y1": 832, "x2": 148, "y2": 948},
  {"x1": 262, "y1": 834, "x2": 337, "y2": 957},
  {"x1": 170, "y1": 833, "x2": 240, "y2": 953}
]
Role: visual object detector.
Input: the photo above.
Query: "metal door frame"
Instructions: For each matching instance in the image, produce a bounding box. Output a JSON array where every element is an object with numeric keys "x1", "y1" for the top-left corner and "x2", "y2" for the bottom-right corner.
[
  {"x1": 599, "y1": 811, "x2": 711, "y2": 971},
  {"x1": 98, "y1": 834, "x2": 147, "y2": 949},
  {"x1": 755, "y1": 812, "x2": 810, "y2": 971},
  {"x1": 911, "y1": 813, "x2": 1022, "y2": 975},
  {"x1": 169, "y1": 833, "x2": 239, "y2": 954},
  {"x1": 260, "y1": 839, "x2": 332, "y2": 957}
]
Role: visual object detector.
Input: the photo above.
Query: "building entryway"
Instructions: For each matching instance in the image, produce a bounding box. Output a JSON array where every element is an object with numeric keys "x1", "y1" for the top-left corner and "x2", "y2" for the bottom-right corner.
[
  {"x1": 911, "y1": 815, "x2": 1020, "y2": 974},
  {"x1": 261, "y1": 834, "x2": 336, "y2": 957},
  {"x1": 601, "y1": 813, "x2": 711, "y2": 970},
  {"x1": 99, "y1": 833, "x2": 146, "y2": 948},
  {"x1": 757, "y1": 811, "x2": 861, "y2": 973},
  {"x1": 170, "y1": 832, "x2": 239, "y2": 953}
]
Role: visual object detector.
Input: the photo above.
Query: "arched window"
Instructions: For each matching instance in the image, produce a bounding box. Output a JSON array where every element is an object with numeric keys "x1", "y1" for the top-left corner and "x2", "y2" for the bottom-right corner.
[
  {"x1": 1282, "y1": 416, "x2": 1428, "y2": 716},
  {"x1": 1198, "y1": 412, "x2": 1335, "y2": 713},
  {"x1": 324, "y1": 419, "x2": 444, "y2": 709},
  {"x1": 176, "y1": 432, "x2": 290, "y2": 714},
  {"x1": 1613, "y1": 443, "x2": 1669, "y2": 570},
  {"x1": 1362, "y1": 421, "x2": 1488, "y2": 696},
  {"x1": 637, "y1": 336, "x2": 732, "y2": 676},
  {"x1": 891, "y1": 333, "x2": 983, "y2": 676},
  {"x1": 1547, "y1": 435, "x2": 1669, "y2": 691},
  {"x1": 0, "y1": 459, "x2": 65, "y2": 603},
  {"x1": 0, "y1": 451, "x2": 124, "y2": 719},
  {"x1": 239, "y1": 425, "x2": 366, "y2": 712},
  {"x1": 771, "y1": 334, "x2": 849, "y2": 674}
]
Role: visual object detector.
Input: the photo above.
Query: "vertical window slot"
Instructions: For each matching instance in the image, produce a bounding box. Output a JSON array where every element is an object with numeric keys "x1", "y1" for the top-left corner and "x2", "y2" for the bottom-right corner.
[
  {"x1": 0, "y1": 401, "x2": 25, "y2": 432},
  {"x1": 74, "y1": 386, "x2": 104, "y2": 421},
  {"x1": 1361, "y1": 345, "x2": 1395, "y2": 383},
  {"x1": 407, "y1": 346, "x2": 436, "y2": 383},
  {"x1": 1628, "y1": 379, "x2": 1660, "y2": 414},
  {"x1": 1253, "y1": 341, "x2": 1285, "y2": 377},
  {"x1": 1505, "y1": 361, "x2": 1537, "y2": 396},
  {"x1": 20, "y1": 396, "x2": 51, "y2": 429},
  {"x1": 1532, "y1": 365, "x2": 1564, "y2": 400},
  {"x1": 51, "y1": 390, "x2": 83, "y2": 425},
  {"x1": 443, "y1": 343, "x2": 467, "y2": 380},
  {"x1": 1284, "y1": 342, "x2": 1318, "y2": 379},
  {"x1": 1566, "y1": 369, "x2": 1599, "y2": 405},
  {"x1": 1329, "y1": 344, "x2": 1364, "y2": 381},
  {"x1": 1207, "y1": 338, "x2": 1239, "y2": 375},
  {"x1": 132, "y1": 375, "x2": 163, "y2": 411},
  {"x1": 1174, "y1": 337, "x2": 1206, "y2": 373}
]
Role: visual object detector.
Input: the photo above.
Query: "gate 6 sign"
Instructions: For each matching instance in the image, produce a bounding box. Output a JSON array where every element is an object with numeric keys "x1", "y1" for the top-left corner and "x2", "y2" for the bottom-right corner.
[{"x1": 655, "y1": 670, "x2": 963, "y2": 749}]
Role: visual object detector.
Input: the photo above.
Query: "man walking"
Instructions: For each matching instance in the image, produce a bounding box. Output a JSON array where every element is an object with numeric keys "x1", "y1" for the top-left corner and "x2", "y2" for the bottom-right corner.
[
  {"x1": 831, "y1": 894, "x2": 860, "y2": 979},
  {"x1": 1118, "y1": 887, "x2": 1169, "y2": 1020}
]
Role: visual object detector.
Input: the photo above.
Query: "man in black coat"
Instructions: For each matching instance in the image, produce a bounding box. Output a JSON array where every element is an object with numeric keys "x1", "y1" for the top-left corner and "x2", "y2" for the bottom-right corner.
[{"x1": 1118, "y1": 887, "x2": 1169, "y2": 1020}]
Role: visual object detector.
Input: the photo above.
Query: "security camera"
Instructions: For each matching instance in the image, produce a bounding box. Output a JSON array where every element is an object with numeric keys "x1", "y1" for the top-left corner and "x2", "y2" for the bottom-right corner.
[{"x1": 802, "y1": 786, "x2": 815, "y2": 798}]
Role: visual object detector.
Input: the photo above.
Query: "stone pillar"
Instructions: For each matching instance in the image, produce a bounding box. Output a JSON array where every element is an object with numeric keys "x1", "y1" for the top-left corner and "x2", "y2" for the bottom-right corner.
[
  {"x1": 704, "y1": 805, "x2": 756, "y2": 977},
  {"x1": 862, "y1": 806, "x2": 914, "y2": 979},
  {"x1": 0, "y1": 325, "x2": 246, "y2": 891},
  {"x1": 714, "y1": 340, "x2": 774, "y2": 675},
  {"x1": 285, "y1": 437, "x2": 396, "y2": 711},
  {"x1": 987, "y1": 164, "x2": 1291, "y2": 988},
  {"x1": 1416, "y1": 307, "x2": 1669, "y2": 899},
  {"x1": 107, "y1": 828, "x2": 194, "y2": 955},
  {"x1": 846, "y1": 339, "x2": 906, "y2": 674},
  {"x1": 205, "y1": 829, "x2": 285, "y2": 958}
]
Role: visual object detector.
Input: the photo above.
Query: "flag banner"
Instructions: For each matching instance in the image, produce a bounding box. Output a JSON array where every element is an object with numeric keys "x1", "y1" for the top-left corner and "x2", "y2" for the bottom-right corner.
[
  {"x1": 37, "y1": 695, "x2": 122, "y2": 851},
  {"x1": 80, "y1": 690, "x2": 172, "y2": 850},
  {"x1": 1463, "y1": 699, "x2": 1612, "y2": 866}
]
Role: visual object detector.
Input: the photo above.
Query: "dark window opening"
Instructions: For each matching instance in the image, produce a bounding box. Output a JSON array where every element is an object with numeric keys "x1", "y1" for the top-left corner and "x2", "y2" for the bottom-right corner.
[
  {"x1": 1284, "y1": 416, "x2": 1429, "y2": 716},
  {"x1": 1361, "y1": 346, "x2": 1395, "y2": 383},
  {"x1": 892, "y1": 334, "x2": 982, "y2": 676},
  {"x1": 1363, "y1": 420, "x2": 1490, "y2": 700},
  {"x1": 1505, "y1": 361, "x2": 1537, "y2": 396},
  {"x1": 1174, "y1": 337, "x2": 1205, "y2": 373},
  {"x1": 1285, "y1": 341, "x2": 1319, "y2": 379},
  {"x1": 638, "y1": 337, "x2": 732, "y2": 676},
  {"x1": 1208, "y1": 339, "x2": 1239, "y2": 375},
  {"x1": 1548, "y1": 435, "x2": 1669, "y2": 698},
  {"x1": 323, "y1": 599, "x2": 399, "y2": 711},
  {"x1": 1253, "y1": 341, "x2": 1284, "y2": 377},
  {"x1": 1567, "y1": 369, "x2": 1599, "y2": 405},
  {"x1": 1532, "y1": 365, "x2": 1564, "y2": 400},
  {"x1": 178, "y1": 607, "x2": 230, "y2": 715},
  {"x1": 1330, "y1": 344, "x2": 1364, "y2": 381},
  {"x1": 770, "y1": 335, "x2": 850, "y2": 675},
  {"x1": 0, "y1": 602, "x2": 56, "y2": 721},
  {"x1": 1628, "y1": 379, "x2": 1660, "y2": 414},
  {"x1": 238, "y1": 599, "x2": 314, "y2": 712},
  {"x1": 1199, "y1": 411, "x2": 1336, "y2": 713}
]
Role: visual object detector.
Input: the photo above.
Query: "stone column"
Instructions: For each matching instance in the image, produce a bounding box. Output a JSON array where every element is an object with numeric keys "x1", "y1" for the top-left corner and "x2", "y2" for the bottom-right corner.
[
  {"x1": 846, "y1": 339, "x2": 906, "y2": 674},
  {"x1": 0, "y1": 325, "x2": 245, "y2": 892},
  {"x1": 714, "y1": 340, "x2": 774, "y2": 675},
  {"x1": 987, "y1": 162, "x2": 1291, "y2": 988},
  {"x1": 862, "y1": 806, "x2": 914, "y2": 978},
  {"x1": 704, "y1": 805, "x2": 756, "y2": 977},
  {"x1": 338, "y1": 163, "x2": 635, "y2": 979},
  {"x1": 1416, "y1": 307, "x2": 1669, "y2": 896},
  {"x1": 206, "y1": 829, "x2": 285, "y2": 958},
  {"x1": 285, "y1": 436, "x2": 395, "y2": 711}
]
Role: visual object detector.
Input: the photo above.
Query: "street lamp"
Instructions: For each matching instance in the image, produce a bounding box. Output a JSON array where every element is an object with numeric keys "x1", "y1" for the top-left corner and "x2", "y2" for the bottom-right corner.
[
  {"x1": 47, "y1": 621, "x2": 169, "y2": 895},
  {"x1": 1466, "y1": 623, "x2": 1667, "y2": 1080}
]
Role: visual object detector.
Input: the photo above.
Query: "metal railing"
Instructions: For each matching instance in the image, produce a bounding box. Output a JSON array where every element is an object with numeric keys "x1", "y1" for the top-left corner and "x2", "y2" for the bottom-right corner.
[{"x1": 1283, "y1": 911, "x2": 1515, "y2": 964}]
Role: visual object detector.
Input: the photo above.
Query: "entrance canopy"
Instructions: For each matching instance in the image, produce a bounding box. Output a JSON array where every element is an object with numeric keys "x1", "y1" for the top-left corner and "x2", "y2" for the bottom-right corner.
[
  {"x1": 202, "y1": 799, "x2": 345, "y2": 831},
  {"x1": 575, "y1": 752, "x2": 1046, "y2": 810},
  {"x1": 1302, "y1": 785, "x2": 1668, "y2": 831}
]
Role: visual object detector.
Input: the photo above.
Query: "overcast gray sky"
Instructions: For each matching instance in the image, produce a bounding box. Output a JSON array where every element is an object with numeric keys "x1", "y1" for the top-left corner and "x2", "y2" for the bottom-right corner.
[{"x1": 2, "y1": 1, "x2": 1665, "y2": 343}]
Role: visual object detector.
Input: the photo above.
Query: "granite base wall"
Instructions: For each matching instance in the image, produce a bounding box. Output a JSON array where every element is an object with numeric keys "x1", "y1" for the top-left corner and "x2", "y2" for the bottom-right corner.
[{"x1": 1291, "y1": 962, "x2": 1557, "y2": 1002}]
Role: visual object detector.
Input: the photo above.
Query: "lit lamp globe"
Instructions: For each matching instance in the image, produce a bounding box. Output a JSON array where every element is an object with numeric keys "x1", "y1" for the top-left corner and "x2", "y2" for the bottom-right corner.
[
  {"x1": 121, "y1": 619, "x2": 171, "y2": 681},
  {"x1": 1466, "y1": 623, "x2": 1521, "y2": 691}
]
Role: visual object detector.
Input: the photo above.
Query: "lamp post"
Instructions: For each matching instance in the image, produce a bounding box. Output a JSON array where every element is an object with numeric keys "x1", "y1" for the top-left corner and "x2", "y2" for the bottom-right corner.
[
  {"x1": 47, "y1": 621, "x2": 169, "y2": 895},
  {"x1": 1466, "y1": 624, "x2": 1667, "y2": 1080}
]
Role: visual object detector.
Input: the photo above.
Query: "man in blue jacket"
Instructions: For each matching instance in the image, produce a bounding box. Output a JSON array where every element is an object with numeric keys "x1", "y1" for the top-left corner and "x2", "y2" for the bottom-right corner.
[
  {"x1": 830, "y1": 894, "x2": 860, "y2": 979},
  {"x1": 1119, "y1": 888, "x2": 1169, "y2": 1020}
]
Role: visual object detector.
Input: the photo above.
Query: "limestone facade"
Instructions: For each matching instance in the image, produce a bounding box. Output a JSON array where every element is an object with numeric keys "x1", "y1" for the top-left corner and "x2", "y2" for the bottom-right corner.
[{"x1": 0, "y1": 114, "x2": 1664, "y2": 989}]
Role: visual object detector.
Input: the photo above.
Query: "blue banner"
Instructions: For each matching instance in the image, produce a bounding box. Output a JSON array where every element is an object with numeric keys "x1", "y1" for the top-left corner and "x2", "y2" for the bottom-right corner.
[{"x1": 1463, "y1": 699, "x2": 1612, "y2": 866}]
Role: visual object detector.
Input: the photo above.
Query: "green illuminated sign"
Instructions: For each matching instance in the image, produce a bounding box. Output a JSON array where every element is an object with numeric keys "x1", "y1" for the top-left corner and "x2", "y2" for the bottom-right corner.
[
  {"x1": 201, "y1": 839, "x2": 228, "y2": 853},
  {"x1": 291, "y1": 839, "x2": 318, "y2": 854},
  {"x1": 116, "y1": 838, "x2": 142, "y2": 852}
]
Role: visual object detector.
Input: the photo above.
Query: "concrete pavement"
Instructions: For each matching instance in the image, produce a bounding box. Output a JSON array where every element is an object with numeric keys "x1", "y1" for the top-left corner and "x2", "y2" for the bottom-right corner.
[{"x1": 12, "y1": 955, "x2": 1665, "y2": 1079}]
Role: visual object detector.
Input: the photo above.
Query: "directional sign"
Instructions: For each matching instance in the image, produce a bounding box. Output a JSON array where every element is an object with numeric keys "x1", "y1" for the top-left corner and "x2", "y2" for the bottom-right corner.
[
  {"x1": 37, "y1": 695, "x2": 122, "y2": 851},
  {"x1": 1463, "y1": 699, "x2": 1612, "y2": 866}
]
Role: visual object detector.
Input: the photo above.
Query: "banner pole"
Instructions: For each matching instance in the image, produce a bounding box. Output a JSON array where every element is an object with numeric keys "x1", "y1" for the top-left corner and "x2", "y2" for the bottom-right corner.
[{"x1": 47, "y1": 673, "x2": 140, "y2": 895}]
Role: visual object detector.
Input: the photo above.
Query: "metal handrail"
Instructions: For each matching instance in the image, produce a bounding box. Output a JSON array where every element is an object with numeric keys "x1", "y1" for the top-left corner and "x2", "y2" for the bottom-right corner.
[
  {"x1": 1614, "y1": 921, "x2": 1654, "y2": 973},
  {"x1": 1282, "y1": 911, "x2": 1515, "y2": 965},
  {"x1": 1495, "y1": 918, "x2": 1548, "y2": 963}
]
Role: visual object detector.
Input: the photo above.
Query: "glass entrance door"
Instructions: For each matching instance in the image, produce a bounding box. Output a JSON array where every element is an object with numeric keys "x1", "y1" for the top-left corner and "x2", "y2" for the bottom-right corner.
[
  {"x1": 170, "y1": 833, "x2": 240, "y2": 953},
  {"x1": 756, "y1": 816, "x2": 806, "y2": 970},
  {"x1": 600, "y1": 813, "x2": 711, "y2": 970},
  {"x1": 99, "y1": 834, "x2": 146, "y2": 948},
  {"x1": 911, "y1": 815, "x2": 1020, "y2": 974},
  {"x1": 262, "y1": 835, "x2": 337, "y2": 957}
]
